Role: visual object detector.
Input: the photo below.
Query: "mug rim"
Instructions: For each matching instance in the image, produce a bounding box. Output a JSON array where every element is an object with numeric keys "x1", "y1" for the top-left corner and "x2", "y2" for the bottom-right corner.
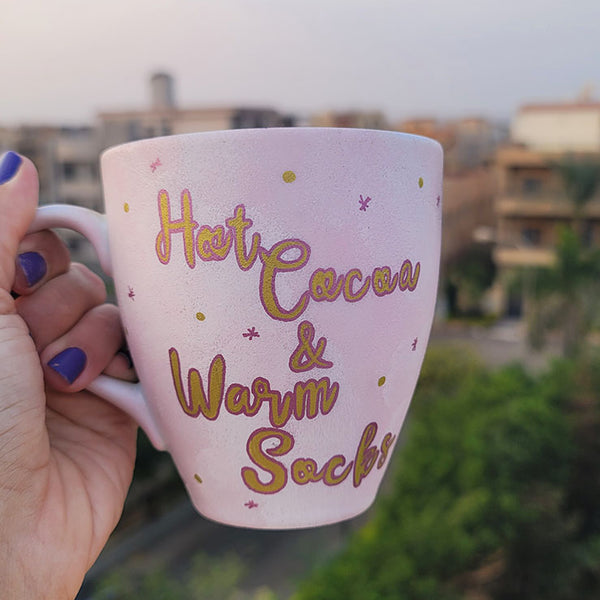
[{"x1": 100, "y1": 127, "x2": 443, "y2": 162}]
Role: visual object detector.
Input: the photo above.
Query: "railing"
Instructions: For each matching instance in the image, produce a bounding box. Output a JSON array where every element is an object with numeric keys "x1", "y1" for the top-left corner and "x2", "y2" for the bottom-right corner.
[
  {"x1": 493, "y1": 245, "x2": 556, "y2": 268},
  {"x1": 502, "y1": 187, "x2": 600, "y2": 204},
  {"x1": 497, "y1": 194, "x2": 600, "y2": 218}
]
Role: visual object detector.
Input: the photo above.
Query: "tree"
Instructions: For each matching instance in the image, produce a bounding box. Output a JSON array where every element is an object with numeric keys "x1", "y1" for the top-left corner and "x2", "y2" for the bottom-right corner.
[
  {"x1": 527, "y1": 157, "x2": 600, "y2": 357},
  {"x1": 293, "y1": 348, "x2": 578, "y2": 600},
  {"x1": 528, "y1": 227, "x2": 600, "y2": 357},
  {"x1": 93, "y1": 552, "x2": 278, "y2": 600},
  {"x1": 445, "y1": 244, "x2": 496, "y2": 318},
  {"x1": 555, "y1": 156, "x2": 600, "y2": 221}
]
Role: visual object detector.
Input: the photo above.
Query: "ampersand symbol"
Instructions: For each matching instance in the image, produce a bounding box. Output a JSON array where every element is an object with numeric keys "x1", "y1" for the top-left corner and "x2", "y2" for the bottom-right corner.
[{"x1": 289, "y1": 320, "x2": 334, "y2": 373}]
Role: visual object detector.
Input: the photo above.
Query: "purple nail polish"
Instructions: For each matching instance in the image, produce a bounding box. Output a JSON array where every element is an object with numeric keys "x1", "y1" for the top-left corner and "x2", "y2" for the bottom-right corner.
[
  {"x1": 18, "y1": 252, "x2": 47, "y2": 287},
  {"x1": 48, "y1": 347, "x2": 87, "y2": 384},
  {"x1": 0, "y1": 151, "x2": 22, "y2": 184}
]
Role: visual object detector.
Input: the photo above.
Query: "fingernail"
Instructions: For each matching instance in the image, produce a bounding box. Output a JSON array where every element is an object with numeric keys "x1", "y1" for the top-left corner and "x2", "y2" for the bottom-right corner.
[
  {"x1": 18, "y1": 252, "x2": 47, "y2": 287},
  {"x1": 48, "y1": 347, "x2": 87, "y2": 384},
  {"x1": 0, "y1": 151, "x2": 23, "y2": 184}
]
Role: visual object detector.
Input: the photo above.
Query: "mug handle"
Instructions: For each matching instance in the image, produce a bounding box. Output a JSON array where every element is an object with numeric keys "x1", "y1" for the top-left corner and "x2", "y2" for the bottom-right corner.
[{"x1": 28, "y1": 205, "x2": 166, "y2": 450}]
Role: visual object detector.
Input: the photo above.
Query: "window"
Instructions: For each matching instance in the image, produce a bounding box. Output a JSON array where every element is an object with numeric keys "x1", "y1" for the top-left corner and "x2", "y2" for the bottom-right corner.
[
  {"x1": 522, "y1": 178, "x2": 542, "y2": 195},
  {"x1": 62, "y1": 162, "x2": 76, "y2": 180},
  {"x1": 522, "y1": 227, "x2": 541, "y2": 245}
]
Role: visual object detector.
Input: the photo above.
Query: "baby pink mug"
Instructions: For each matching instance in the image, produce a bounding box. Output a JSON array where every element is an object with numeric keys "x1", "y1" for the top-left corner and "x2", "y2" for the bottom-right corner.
[{"x1": 31, "y1": 128, "x2": 442, "y2": 529}]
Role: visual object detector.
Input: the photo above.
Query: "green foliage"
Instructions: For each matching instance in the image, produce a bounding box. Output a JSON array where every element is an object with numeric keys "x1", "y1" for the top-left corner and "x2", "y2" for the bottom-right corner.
[
  {"x1": 292, "y1": 346, "x2": 600, "y2": 600},
  {"x1": 187, "y1": 552, "x2": 247, "y2": 600},
  {"x1": 554, "y1": 157, "x2": 600, "y2": 210},
  {"x1": 445, "y1": 244, "x2": 496, "y2": 317},
  {"x1": 528, "y1": 227, "x2": 600, "y2": 356},
  {"x1": 94, "y1": 564, "x2": 187, "y2": 600},
  {"x1": 524, "y1": 157, "x2": 600, "y2": 357},
  {"x1": 93, "y1": 552, "x2": 278, "y2": 600},
  {"x1": 94, "y1": 348, "x2": 600, "y2": 600}
]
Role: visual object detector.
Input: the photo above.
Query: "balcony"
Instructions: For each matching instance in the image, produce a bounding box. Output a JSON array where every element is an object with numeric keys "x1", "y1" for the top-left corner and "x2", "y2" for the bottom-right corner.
[
  {"x1": 494, "y1": 245, "x2": 555, "y2": 268},
  {"x1": 496, "y1": 191, "x2": 600, "y2": 218}
]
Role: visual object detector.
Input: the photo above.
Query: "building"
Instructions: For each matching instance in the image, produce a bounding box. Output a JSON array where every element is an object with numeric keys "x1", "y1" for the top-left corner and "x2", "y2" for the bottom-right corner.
[
  {"x1": 0, "y1": 125, "x2": 102, "y2": 209},
  {"x1": 98, "y1": 73, "x2": 294, "y2": 149},
  {"x1": 0, "y1": 125, "x2": 103, "y2": 270},
  {"x1": 511, "y1": 101, "x2": 600, "y2": 153},
  {"x1": 395, "y1": 117, "x2": 507, "y2": 173},
  {"x1": 393, "y1": 118, "x2": 500, "y2": 304},
  {"x1": 491, "y1": 101, "x2": 600, "y2": 315},
  {"x1": 309, "y1": 110, "x2": 388, "y2": 130},
  {"x1": 442, "y1": 167, "x2": 496, "y2": 269},
  {"x1": 1, "y1": 73, "x2": 296, "y2": 271}
]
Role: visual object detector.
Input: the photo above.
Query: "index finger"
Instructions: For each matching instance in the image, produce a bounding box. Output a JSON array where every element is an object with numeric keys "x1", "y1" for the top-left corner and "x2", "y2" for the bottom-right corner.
[{"x1": 0, "y1": 152, "x2": 39, "y2": 299}]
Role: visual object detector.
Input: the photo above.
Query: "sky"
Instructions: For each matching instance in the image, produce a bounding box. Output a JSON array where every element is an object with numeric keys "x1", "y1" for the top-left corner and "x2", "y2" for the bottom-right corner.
[{"x1": 1, "y1": 0, "x2": 600, "y2": 127}]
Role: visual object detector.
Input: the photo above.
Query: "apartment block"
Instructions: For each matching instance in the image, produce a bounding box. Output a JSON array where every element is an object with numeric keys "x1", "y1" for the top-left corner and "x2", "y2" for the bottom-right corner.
[
  {"x1": 309, "y1": 110, "x2": 388, "y2": 130},
  {"x1": 393, "y1": 118, "x2": 500, "y2": 288},
  {"x1": 492, "y1": 101, "x2": 600, "y2": 315},
  {"x1": 98, "y1": 73, "x2": 294, "y2": 149}
]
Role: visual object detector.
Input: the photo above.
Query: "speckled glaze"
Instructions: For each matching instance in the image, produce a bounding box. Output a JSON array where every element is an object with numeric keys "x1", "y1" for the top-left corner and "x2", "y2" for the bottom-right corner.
[{"x1": 31, "y1": 128, "x2": 443, "y2": 529}]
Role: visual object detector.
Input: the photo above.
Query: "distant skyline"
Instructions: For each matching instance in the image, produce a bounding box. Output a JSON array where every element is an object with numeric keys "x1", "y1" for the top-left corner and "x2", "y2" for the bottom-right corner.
[{"x1": 2, "y1": 0, "x2": 600, "y2": 127}]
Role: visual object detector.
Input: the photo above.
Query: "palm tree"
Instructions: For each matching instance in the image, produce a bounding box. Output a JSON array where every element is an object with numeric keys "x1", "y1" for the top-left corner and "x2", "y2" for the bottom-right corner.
[
  {"x1": 528, "y1": 228, "x2": 600, "y2": 357},
  {"x1": 527, "y1": 157, "x2": 600, "y2": 357},
  {"x1": 555, "y1": 156, "x2": 600, "y2": 239}
]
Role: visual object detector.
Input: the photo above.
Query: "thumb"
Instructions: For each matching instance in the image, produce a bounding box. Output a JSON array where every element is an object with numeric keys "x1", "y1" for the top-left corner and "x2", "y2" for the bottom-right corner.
[
  {"x1": 0, "y1": 152, "x2": 39, "y2": 297},
  {"x1": 0, "y1": 152, "x2": 47, "y2": 487}
]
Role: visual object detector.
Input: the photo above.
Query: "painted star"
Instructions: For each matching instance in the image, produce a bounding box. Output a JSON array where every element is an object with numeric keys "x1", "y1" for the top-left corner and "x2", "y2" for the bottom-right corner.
[
  {"x1": 359, "y1": 194, "x2": 372, "y2": 211},
  {"x1": 243, "y1": 327, "x2": 260, "y2": 340}
]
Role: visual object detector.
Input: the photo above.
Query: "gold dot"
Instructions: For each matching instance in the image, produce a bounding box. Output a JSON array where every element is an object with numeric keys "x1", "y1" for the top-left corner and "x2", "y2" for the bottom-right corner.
[
  {"x1": 124, "y1": 202, "x2": 130, "y2": 212},
  {"x1": 196, "y1": 312, "x2": 206, "y2": 321},
  {"x1": 282, "y1": 170, "x2": 296, "y2": 183},
  {"x1": 378, "y1": 376, "x2": 386, "y2": 387},
  {"x1": 418, "y1": 177, "x2": 424, "y2": 189},
  {"x1": 194, "y1": 474, "x2": 203, "y2": 484}
]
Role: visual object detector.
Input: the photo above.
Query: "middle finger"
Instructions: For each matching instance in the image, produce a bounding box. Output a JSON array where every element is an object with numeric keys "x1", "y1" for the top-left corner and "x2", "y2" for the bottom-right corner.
[
  {"x1": 16, "y1": 263, "x2": 107, "y2": 351},
  {"x1": 13, "y1": 229, "x2": 71, "y2": 295}
]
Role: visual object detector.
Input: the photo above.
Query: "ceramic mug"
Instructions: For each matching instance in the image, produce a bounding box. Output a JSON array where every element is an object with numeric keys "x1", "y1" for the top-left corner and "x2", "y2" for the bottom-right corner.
[{"x1": 30, "y1": 128, "x2": 443, "y2": 529}]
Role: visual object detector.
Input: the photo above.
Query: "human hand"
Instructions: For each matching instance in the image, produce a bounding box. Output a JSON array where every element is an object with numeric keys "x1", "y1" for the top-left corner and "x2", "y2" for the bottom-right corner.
[{"x1": 0, "y1": 152, "x2": 138, "y2": 599}]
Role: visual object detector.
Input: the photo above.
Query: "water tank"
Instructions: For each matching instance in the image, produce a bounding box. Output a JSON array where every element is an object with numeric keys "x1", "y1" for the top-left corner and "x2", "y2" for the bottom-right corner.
[{"x1": 151, "y1": 73, "x2": 175, "y2": 110}]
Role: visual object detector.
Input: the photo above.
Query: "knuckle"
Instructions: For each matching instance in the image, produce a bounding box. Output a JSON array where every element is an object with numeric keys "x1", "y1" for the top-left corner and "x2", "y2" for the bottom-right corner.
[
  {"x1": 93, "y1": 303, "x2": 120, "y2": 328},
  {"x1": 71, "y1": 263, "x2": 107, "y2": 303}
]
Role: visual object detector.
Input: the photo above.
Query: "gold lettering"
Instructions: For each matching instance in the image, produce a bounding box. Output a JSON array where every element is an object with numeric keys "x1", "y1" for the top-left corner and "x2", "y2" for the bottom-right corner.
[
  {"x1": 353, "y1": 422, "x2": 380, "y2": 488},
  {"x1": 242, "y1": 428, "x2": 294, "y2": 494},
  {"x1": 309, "y1": 269, "x2": 344, "y2": 302},
  {"x1": 293, "y1": 378, "x2": 339, "y2": 420},
  {"x1": 372, "y1": 266, "x2": 398, "y2": 296},
  {"x1": 323, "y1": 455, "x2": 353, "y2": 486},
  {"x1": 155, "y1": 190, "x2": 198, "y2": 268},
  {"x1": 226, "y1": 204, "x2": 261, "y2": 271},
  {"x1": 343, "y1": 268, "x2": 370, "y2": 302},
  {"x1": 377, "y1": 433, "x2": 397, "y2": 469},
  {"x1": 399, "y1": 260, "x2": 420, "y2": 291},
  {"x1": 252, "y1": 378, "x2": 291, "y2": 428},
  {"x1": 291, "y1": 458, "x2": 323, "y2": 485},
  {"x1": 196, "y1": 225, "x2": 232, "y2": 261},
  {"x1": 259, "y1": 239, "x2": 311, "y2": 321},
  {"x1": 169, "y1": 349, "x2": 224, "y2": 420},
  {"x1": 225, "y1": 384, "x2": 260, "y2": 417}
]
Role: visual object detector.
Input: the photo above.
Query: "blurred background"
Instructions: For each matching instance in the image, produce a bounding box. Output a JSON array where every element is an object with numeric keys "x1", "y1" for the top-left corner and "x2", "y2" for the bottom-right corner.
[{"x1": 2, "y1": 1, "x2": 600, "y2": 598}]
